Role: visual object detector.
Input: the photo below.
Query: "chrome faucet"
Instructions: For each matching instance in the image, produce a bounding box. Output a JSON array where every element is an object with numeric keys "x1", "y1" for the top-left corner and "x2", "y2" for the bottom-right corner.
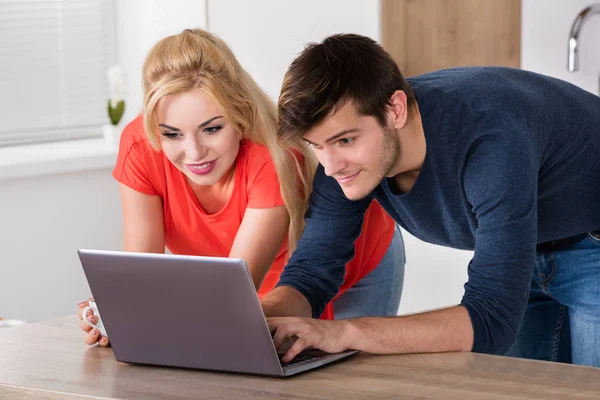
[{"x1": 567, "y1": 3, "x2": 600, "y2": 72}]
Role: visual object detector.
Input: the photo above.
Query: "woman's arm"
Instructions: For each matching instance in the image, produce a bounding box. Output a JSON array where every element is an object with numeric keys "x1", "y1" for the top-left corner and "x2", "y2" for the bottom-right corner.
[
  {"x1": 80, "y1": 183, "x2": 165, "y2": 346},
  {"x1": 229, "y1": 205, "x2": 289, "y2": 290},
  {"x1": 119, "y1": 183, "x2": 166, "y2": 253}
]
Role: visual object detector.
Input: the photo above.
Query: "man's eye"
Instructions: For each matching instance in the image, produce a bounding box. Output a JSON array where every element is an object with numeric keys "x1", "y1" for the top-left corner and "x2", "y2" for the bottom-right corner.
[
  {"x1": 339, "y1": 137, "x2": 353, "y2": 145},
  {"x1": 161, "y1": 132, "x2": 181, "y2": 139},
  {"x1": 204, "y1": 125, "x2": 223, "y2": 134}
]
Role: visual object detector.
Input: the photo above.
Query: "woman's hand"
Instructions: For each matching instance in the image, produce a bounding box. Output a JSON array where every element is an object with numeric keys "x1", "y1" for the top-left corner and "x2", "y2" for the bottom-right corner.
[{"x1": 77, "y1": 298, "x2": 110, "y2": 347}]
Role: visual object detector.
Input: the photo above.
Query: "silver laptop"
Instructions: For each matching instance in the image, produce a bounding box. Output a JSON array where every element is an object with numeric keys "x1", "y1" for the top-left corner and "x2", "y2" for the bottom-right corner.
[{"x1": 77, "y1": 249, "x2": 358, "y2": 377}]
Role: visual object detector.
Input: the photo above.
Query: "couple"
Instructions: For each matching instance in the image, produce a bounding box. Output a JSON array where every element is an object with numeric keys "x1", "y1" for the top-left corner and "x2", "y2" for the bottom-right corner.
[{"x1": 79, "y1": 28, "x2": 600, "y2": 367}]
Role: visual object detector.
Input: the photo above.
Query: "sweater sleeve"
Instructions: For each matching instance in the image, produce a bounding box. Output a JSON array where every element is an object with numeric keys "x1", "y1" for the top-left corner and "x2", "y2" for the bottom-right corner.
[
  {"x1": 276, "y1": 165, "x2": 371, "y2": 318},
  {"x1": 460, "y1": 113, "x2": 538, "y2": 355}
]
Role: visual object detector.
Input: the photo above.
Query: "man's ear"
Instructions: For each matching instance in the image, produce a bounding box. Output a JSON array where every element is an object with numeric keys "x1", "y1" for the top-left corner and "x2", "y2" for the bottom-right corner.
[{"x1": 388, "y1": 90, "x2": 409, "y2": 130}]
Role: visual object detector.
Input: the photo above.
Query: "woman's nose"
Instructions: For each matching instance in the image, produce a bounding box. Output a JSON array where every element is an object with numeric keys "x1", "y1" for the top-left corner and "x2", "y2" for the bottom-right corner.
[{"x1": 185, "y1": 136, "x2": 208, "y2": 161}]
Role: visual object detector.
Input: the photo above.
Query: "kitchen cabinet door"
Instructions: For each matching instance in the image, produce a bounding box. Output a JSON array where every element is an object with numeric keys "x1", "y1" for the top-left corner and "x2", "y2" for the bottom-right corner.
[{"x1": 382, "y1": 0, "x2": 521, "y2": 76}]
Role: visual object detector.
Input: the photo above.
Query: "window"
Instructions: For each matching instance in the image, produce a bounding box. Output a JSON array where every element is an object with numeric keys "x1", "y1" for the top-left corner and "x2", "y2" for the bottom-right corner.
[{"x1": 0, "y1": 0, "x2": 115, "y2": 147}]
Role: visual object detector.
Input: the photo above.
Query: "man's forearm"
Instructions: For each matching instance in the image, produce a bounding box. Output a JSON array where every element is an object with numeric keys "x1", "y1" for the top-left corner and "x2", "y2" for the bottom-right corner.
[
  {"x1": 346, "y1": 305, "x2": 474, "y2": 354},
  {"x1": 261, "y1": 286, "x2": 312, "y2": 318}
]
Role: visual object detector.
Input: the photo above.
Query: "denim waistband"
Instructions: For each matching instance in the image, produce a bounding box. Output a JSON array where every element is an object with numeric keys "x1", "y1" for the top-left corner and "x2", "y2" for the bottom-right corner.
[{"x1": 536, "y1": 232, "x2": 591, "y2": 253}]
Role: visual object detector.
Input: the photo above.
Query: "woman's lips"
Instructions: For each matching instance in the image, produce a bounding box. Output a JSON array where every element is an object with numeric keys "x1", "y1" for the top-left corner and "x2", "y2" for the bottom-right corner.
[{"x1": 186, "y1": 159, "x2": 217, "y2": 175}]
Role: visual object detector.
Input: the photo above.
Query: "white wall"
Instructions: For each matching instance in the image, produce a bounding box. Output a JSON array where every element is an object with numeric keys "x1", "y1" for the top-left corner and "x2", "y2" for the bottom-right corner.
[
  {"x1": 117, "y1": 0, "x2": 208, "y2": 124},
  {"x1": 522, "y1": 0, "x2": 600, "y2": 95},
  {"x1": 208, "y1": 0, "x2": 381, "y2": 101},
  {"x1": 0, "y1": 170, "x2": 122, "y2": 322}
]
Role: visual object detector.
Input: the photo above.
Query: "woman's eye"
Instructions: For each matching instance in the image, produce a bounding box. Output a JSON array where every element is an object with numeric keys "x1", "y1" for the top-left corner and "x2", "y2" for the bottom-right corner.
[
  {"x1": 339, "y1": 137, "x2": 353, "y2": 145},
  {"x1": 204, "y1": 125, "x2": 223, "y2": 134},
  {"x1": 161, "y1": 132, "x2": 181, "y2": 139}
]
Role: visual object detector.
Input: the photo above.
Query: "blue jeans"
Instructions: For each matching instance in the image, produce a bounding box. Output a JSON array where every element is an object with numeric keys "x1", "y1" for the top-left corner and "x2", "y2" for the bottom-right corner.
[
  {"x1": 333, "y1": 225, "x2": 405, "y2": 319},
  {"x1": 506, "y1": 231, "x2": 600, "y2": 367}
]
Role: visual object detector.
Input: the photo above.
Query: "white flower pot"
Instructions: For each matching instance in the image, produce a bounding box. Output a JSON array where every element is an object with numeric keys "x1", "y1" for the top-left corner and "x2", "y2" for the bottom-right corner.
[{"x1": 102, "y1": 124, "x2": 121, "y2": 147}]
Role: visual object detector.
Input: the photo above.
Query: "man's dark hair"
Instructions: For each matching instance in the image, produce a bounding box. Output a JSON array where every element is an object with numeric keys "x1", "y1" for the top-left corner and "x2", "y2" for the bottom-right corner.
[{"x1": 277, "y1": 33, "x2": 415, "y2": 143}]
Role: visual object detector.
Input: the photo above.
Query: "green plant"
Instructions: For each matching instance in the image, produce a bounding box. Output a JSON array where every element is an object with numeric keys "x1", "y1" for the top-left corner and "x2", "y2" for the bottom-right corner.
[
  {"x1": 107, "y1": 99, "x2": 125, "y2": 125},
  {"x1": 107, "y1": 65, "x2": 126, "y2": 126}
]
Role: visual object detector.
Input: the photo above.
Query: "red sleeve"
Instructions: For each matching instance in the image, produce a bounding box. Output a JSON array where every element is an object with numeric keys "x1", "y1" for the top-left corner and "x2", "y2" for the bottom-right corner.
[
  {"x1": 112, "y1": 116, "x2": 159, "y2": 196},
  {"x1": 246, "y1": 146, "x2": 285, "y2": 209}
]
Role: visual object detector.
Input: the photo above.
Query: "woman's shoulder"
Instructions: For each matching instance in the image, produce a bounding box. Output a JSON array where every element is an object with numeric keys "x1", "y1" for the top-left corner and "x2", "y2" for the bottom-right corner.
[
  {"x1": 120, "y1": 115, "x2": 152, "y2": 151},
  {"x1": 113, "y1": 114, "x2": 166, "y2": 193},
  {"x1": 236, "y1": 139, "x2": 282, "y2": 190},
  {"x1": 238, "y1": 139, "x2": 305, "y2": 166},
  {"x1": 239, "y1": 139, "x2": 271, "y2": 159},
  {"x1": 237, "y1": 139, "x2": 273, "y2": 170},
  {"x1": 236, "y1": 140, "x2": 285, "y2": 206},
  {"x1": 118, "y1": 115, "x2": 166, "y2": 168}
]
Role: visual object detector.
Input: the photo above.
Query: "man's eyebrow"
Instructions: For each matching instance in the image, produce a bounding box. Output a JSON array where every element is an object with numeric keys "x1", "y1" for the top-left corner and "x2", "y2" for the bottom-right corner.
[
  {"x1": 303, "y1": 128, "x2": 360, "y2": 146},
  {"x1": 325, "y1": 129, "x2": 360, "y2": 143}
]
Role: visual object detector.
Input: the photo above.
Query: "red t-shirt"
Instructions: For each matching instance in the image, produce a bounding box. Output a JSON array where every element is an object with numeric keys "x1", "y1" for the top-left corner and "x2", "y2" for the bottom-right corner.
[{"x1": 113, "y1": 116, "x2": 395, "y2": 319}]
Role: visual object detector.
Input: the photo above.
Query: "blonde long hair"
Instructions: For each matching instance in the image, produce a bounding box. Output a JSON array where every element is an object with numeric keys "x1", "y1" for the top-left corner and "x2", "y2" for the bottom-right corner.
[{"x1": 141, "y1": 28, "x2": 315, "y2": 255}]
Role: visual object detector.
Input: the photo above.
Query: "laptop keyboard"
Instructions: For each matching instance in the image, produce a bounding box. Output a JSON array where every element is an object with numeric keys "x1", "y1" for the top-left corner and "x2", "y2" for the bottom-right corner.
[
  {"x1": 279, "y1": 349, "x2": 331, "y2": 367},
  {"x1": 279, "y1": 353, "x2": 320, "y2": 367}
]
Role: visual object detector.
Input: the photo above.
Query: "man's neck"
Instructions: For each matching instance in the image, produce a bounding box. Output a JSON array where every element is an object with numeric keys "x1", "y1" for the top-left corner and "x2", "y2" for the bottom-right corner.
[{"x1": 387, "y1": 103, "x2": 426, "y2": 194}]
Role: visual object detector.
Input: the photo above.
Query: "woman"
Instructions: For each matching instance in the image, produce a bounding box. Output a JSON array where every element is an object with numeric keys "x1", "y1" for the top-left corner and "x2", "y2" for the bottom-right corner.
[{"x1": 78, "y1": 29, "x2": 405, "y2": 346}]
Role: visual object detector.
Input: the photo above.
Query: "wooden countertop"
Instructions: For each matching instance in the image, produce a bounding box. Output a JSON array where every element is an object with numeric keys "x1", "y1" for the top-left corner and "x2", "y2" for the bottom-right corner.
[{"x1": 1, "y1": 317, "x2": 599, "y2": 399}]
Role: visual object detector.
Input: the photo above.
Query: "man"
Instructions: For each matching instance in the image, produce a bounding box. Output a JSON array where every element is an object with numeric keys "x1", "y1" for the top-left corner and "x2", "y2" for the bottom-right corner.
[{"x1": 262, "y1": 33, "x2": 600, "y2": 367}]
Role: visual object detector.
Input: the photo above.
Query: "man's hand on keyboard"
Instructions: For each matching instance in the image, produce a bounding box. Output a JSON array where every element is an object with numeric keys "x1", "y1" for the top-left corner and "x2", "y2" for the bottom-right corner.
[{"x1": 267, "y1": 317, "x2": 356, "y2": 362}]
